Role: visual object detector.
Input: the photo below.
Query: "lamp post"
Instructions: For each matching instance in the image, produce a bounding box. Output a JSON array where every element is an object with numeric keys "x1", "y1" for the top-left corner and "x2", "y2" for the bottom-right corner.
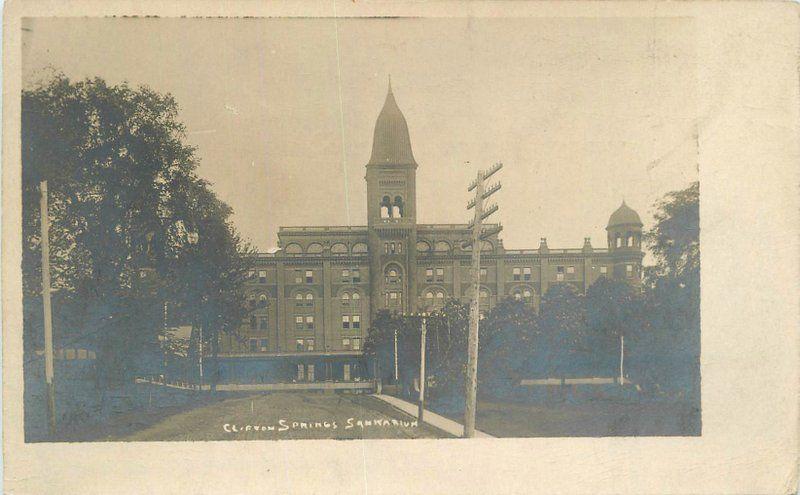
[
  {"x1": 187, "y1": 231, "x2": 203, "y2": 388},
  {"x1": 417, "y1": 312, "x2": 428, "y2": 421}
]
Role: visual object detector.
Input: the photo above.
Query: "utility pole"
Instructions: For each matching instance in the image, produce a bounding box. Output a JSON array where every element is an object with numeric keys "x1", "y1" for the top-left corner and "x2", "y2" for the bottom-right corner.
[
  {"x1": 393, "y1": 327, "x2": 399, "y2": 381},
  {"x1": 463, "y1": 162, "x2": 503, "y2": 438},
  {"x1": 40, "y1": 181, "x2": 56, "y2": 437},
  {"x1": 619, "y1": 334, "x2": 625, "y2": 385},
  {"x1": 418, "y1": 314, "x2": 427, "y2": 421}
]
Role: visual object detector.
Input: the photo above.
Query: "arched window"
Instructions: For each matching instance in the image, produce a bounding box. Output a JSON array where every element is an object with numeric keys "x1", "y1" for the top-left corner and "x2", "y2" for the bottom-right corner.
[
  {"x1": 425, "y1": 292, "x2": 434, "y2": 300},
  {"x1": 615, "y1": 234, "x2": 622, "y2": 248},
  {"x1": 384, "y1": 265, "x2": 403, "y2": 286},
  {"x1": 352, "y1": 243, "x2": 368, "y2": 254},
  {"x1": 305, "y1": 293, "x2": 314, "y2": 300},
  {"x1": 523, "y1": 289, "x2": 532, "y2": 302},
  {"x1": 434, "y1": 241, "x2": 450, "y2": 253},
  {"x1": 295, "y1": 293, "x2": 303, "y2": 300},
  {"x1": 284, "y1": 243, "x2": 302, "y2": 254},
  {"x1": 514, "y1": 292, "x2": 522, "y2": 301},
  {"x1": 436, "y1": 291, "x2": 445, "y2": 301},
  {"x1": 248, "y1": 293, "x2": 257, "y2": 309},
  {"x1": 381, "y1": 196, "x2": 392, "y2": 218},
  {"x1": 258, "y1": 294, "x2": 268, "y2": 308},
  {"x1": 480, "y1": 240, "x2": 494, "y2": 252},
  {"x1": 416, "y1": 240, "x2": 431, "y2": 252},
  {"x1": 331, "y1": 243, "x2": 348, "y2": 255},
  {"x1": 342, "y1": 293, "x2": 350, "y2": 302},
  {"x1": 307, "y1": 243, "x2": 324, "y2": 254},
  {"x1": 352, "y1": 292, "x2": 360, "y2": 300},
  {"x1": 392, "y1": 196, "x2": 404, "y2": 218}
]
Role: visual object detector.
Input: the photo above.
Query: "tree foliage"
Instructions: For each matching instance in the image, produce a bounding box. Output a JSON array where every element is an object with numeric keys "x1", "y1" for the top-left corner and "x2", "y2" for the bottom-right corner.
[{"x1": 22, "y1": 74, "x2": 254, "y2": 386}]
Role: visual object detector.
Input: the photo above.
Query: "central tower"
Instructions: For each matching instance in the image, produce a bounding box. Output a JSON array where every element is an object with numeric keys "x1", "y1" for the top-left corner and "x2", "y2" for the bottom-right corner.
[{"x1": 366, "y1": 81, "x2": 419, "y2": 316}]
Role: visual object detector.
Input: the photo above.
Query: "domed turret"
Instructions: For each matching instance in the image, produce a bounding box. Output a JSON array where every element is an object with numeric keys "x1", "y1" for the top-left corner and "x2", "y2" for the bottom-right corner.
[
  {"x1": 606, "y1": 200, "x2": 643, "y2": 251},
  {"x1": 607, "y1": 201, "x2": 643, "y2": 228},
  {"x1": 367, "y1": 81, "x2": 417, "y2": 167}
]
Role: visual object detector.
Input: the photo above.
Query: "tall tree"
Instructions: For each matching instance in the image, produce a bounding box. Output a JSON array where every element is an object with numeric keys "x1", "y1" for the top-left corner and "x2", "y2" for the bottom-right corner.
[
  {"x1": 636, "y1": 181, "x2": 700, "y2": 398},
  {"x1": 22, "y1": 74, "x2": 253, "y2": 386},
  {"x1": 585, "y1": 276, "x2": 643, "y2": 377},
  {"x1": 538, "y1": 284, "x2": 588, "y2": 377}
]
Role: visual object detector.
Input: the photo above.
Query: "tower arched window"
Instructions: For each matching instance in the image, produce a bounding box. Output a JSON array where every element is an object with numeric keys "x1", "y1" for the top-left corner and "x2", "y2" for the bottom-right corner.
[
  {"x1": 380, "y1": 196, "x2": 392, "y2": 219},
  {"x1": 616, "y1": 234, "x2": 622, "y2": 248},
  {"x1": 393, "y1": 196, "x2": 404, "y2": 218}
]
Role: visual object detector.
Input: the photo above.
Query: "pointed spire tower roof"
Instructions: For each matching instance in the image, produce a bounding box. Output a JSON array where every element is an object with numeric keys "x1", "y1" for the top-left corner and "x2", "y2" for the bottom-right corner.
[{"x1": 367, "y1": 79, "x2": 417, "y2": 167}]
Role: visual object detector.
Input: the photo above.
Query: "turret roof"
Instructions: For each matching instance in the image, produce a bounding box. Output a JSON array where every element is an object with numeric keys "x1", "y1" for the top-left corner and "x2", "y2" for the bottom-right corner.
[{"x1": 367, "y1": 80, "x2": 417, "y2": 167}]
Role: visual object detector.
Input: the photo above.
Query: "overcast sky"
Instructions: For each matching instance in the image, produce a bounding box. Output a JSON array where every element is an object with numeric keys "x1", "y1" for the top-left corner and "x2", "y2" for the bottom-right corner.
[{"x1": 22, "y1": 17, "x2": 697, "y2": 252}]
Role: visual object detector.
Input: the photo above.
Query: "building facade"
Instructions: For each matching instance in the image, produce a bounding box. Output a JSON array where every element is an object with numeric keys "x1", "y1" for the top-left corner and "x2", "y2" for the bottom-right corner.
[{"x1": 216, "y1": 83, "x2": 644, "y2": 383}]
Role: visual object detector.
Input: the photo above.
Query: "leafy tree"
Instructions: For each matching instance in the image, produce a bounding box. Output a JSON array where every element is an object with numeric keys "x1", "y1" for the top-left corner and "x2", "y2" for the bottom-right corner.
[
  {"x1": 585, "y1": 276, "x2": 644, "y2": 377},
  {"x1": 538, "y1": 284, "x2": 588, "y2": 377},
  {"x1": 636, "y1": 181, "x2": 700, "y2": 399},
  {"x1": 22, "y1": 74, "x2": 253, "y2": 387},
  {"x1": 478, "y1": 297, "x2": 540, "y2": 395}
]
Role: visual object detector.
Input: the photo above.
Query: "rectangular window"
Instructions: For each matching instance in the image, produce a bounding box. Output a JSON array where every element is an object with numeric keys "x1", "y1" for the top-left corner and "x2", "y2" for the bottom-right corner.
[
  {"x1": 296, "y1": 340, "x2": 304, "y2": 352},
  {"x1": 352, "y1": 315, "x2": 361, "y2": 329},
  {"x1": 600, "y1": 266, "x2": 608, "y2": 274},
  {"x1": 523, "y1": 267, "x2": 532, "y2": 280},
  {"x1": 342, "y1": 269, "x2": 350, "y2": 279},
  {"x1": 249, "y1": 339, "x2": 259, "y2": 352},
  {"x1": 258, "y1": 270, "x2": 267, "y2": 283},
  {"x1": 352, "y1": 269, "x2": 361, "y2": 283},
  {"x1": 259, "y1": 317, "x2": 268, "y2": 330},
  {"x1": 259, "y1": 339, "x2": 268, "y2": 352},
  {"x1": 384, "y1": 243, "x2": 389, "y2": 254},
  {"x1": 250, "y1": 315, "x2": 257, "y2": 330},
  {"x1": 626, "y1": 264, "x2": 634, "y2": 277},
  {"x1": 307, "y1": 364, "x2": 315, "y2": 381},
  {"x1": 397, "y1": 242, "x2": 403, "y2": 253},
  {"x1": 297, "y1": 363, "x2": 305, "y2": 379},
  {"x1": 343, "y1": 364, "x2": 351, "y2": 381},
  {"x1": 306, "y1": 315, "x2": 314, "y2": 329},
  {"x1": 480, "y1": 268, "x2": 487, "y2": 281},
  {"x1": 306, "y1": 339, "x2": 315, "y2": 351},
  {"x1": 567, "y1": 266, "x2": 575, "y2": 274},
  {"x1": 342, "y1": 338, "x2": 351, "y2": 350},
  {"x1": 556, "y1": 266, "x2": 565, "y2": 281},
  {"x1": 247, "y1": 270, "x2": 256, "y2": 279},
  {"x1": 342, "y1": 315, "x2": 350, "y2": 329},
  {"x1": 305, "y1": 270, "x2": 313, "y2": 284},
  {"x1": 390, "y1": 292, "x2": 398, "y2": 299},
  {"x1": 295, "y1": 316, "x2": 303, "y2": 329},
  {"x1": 352, "y1": 338, "x2": 361, "y2": 350},
  {"x1": 435, "y1": 268, "x2": 444, "y2": 282},
  {"x1": 513, "y1": 267, "x2": 521, "y2": 281},
  {"x1": 294, "y1": 270, "x2": 302, "y2": 284},
  {"x1": 426, "y1": 268, "x2": 434, "y2": 282}
]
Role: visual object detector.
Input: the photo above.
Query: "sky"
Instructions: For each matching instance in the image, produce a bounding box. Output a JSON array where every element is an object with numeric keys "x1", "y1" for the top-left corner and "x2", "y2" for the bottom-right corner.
[{"x1": 21, "y1": 16, "x2": 697, "y2": 253}]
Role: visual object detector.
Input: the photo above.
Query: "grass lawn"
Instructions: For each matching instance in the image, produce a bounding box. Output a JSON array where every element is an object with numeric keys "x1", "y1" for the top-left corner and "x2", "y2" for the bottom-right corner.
[
  {"x1": 106, "y1": 392, "x2": 448, "y2": 441},
  {"x1": 472, "y1": 398, "x2": 701, "y2": 437}
]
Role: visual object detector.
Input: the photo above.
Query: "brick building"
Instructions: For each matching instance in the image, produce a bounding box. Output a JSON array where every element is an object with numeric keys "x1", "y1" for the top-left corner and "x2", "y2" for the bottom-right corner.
[{"x1": 215, "y1": 84, "x2": 644, "y2": 383}]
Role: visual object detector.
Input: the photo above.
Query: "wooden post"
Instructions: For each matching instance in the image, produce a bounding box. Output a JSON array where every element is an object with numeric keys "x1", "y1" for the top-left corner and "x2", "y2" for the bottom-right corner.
[
  {"x1": 418, "y1": 316, "x2": 427, "y2": 421},
  {"x1": 619, "y1": 334, "x2": 625, "y2": 385},
  {"x1": 464, "y1": 172, "x2": 484, "y2": 438},
  {"x1": 40, "y1": 181, "x2": 56, "y2": 436}
]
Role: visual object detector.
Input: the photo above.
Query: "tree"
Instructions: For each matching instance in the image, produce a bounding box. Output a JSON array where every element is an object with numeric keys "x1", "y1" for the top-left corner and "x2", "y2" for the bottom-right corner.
[
  {"x1": 478, "y1": 297, "x2": 540, "y2": 395},
  {"x1": 585, "y1": 276, "x2": 644, "y2": 377},
  {"x1": 538, "y1": 284, "x2": 588, "y2": 377},
  {"x1": 636, "y1": 181, "x2": 700, "y2": 399},
  {"x1": 22, "y1": 74, "x2": 253, "y2": 387}
]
